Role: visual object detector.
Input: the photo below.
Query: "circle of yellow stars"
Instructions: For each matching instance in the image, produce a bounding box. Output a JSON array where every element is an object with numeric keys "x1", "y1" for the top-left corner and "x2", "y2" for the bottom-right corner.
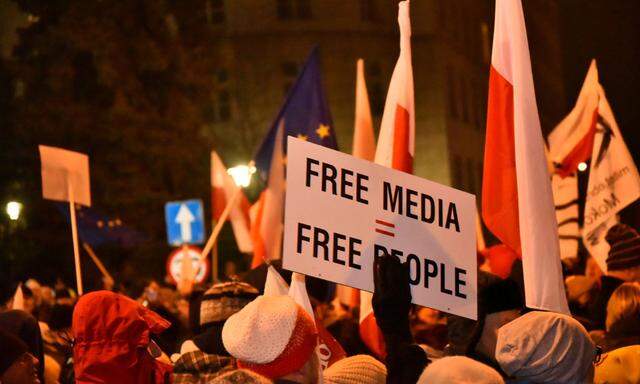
[{"x1": 295, "y1": 123, "x2": 331, "y2": 141}]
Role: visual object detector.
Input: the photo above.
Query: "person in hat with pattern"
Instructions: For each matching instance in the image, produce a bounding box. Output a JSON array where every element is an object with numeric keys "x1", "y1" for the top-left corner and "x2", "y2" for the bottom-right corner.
[{"x1": 189, "y1": 280, "x2": 260, "y2": 355}]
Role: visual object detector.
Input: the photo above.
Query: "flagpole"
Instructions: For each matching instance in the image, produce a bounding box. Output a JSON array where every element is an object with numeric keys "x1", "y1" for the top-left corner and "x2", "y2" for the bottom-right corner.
[
  {"x1": 212, "y1": 243, "x2": 219, "y2": 283},
  {"x1": 201, "y1": 187, "x2": 242, "y2": 264},
  {"x1": 68, "y1": 179, "x2": 84, "y2": 296},
  {"x1": 82, "y1": 242, "x2": 114, "y2": 286}
]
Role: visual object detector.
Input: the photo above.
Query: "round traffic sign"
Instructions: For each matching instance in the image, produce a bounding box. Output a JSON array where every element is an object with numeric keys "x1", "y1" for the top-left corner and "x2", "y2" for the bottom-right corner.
[{"x1": 166, "y1": 245, "x2": 209, "y2": 285}]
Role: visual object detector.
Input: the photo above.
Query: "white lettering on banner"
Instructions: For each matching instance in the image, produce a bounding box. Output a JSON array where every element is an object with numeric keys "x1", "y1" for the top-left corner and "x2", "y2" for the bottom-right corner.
[{"x1": 283, "y1": 137, "x2": 477, "y2": 320}]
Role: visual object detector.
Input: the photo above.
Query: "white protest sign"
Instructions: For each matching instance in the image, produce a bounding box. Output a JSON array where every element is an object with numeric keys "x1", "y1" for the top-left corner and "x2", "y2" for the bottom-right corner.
[
  {"x1": 39, "y1": 145, "x2": 91, "y2": 207},
  {"x1": 283, "y1": 138, "x2": 477, "y2": 319},
  {"x1": 39, "y1": 145, "x2": 91, "y2": 295}
]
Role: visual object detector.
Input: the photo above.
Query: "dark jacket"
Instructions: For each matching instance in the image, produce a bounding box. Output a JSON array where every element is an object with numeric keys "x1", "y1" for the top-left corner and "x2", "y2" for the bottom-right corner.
[
  {"x1": 589, "y1": 275, "x2": 624, "y2": 330},
  {"x1": 602, "y1": 316, "x2": 640, "y2": 352}
]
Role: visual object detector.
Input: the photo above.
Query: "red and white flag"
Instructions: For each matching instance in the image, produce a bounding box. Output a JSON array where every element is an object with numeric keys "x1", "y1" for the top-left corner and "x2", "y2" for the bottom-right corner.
[
  {"x1": 482, "y1": 0, "x2": 569, "y2": 313},
  {"x1": 547, "y1": 64, "x2": 599, "y2": 261},
  {"x1": 582, "y1": 84, "x2": 640, "y2": 272},
  {"x1": 211, "y1": 151, "x2": 253, "y2": 253},
  {"x1": 352, "y1": 59, "x2": 376, "y2": 161},
  {"x1": 335, "y1": 58, "x2": 377, "y2": 309},
  {"x1": 549, "y1": 60, "x2": 600, "y2": 178},
  {"x1": 250, "y1": 122, "x2": 285, "y2": 268},
  {"x1": 360, "y1": 0, "x2": 414, "y2": 358},
  {"x1": 289, "y1": 273, "x2": 346, "y2": 373}
]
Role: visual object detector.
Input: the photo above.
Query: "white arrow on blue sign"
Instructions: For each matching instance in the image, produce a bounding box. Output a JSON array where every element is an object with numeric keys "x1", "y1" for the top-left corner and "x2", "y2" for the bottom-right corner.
[{"x1": 165, "y1": 199, "x2": 205, "y2": 246}]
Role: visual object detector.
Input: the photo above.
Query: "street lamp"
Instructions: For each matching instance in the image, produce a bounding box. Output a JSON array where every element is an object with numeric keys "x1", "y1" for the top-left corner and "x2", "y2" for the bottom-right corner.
[
  {"x1": 6, "y1": 201, "x2": 23, "y2": 221},
  {"x1": 578, "y1": 162, "x2": 588, "y2": 172},
  {"x1": 227, "y1": 164, "x2": 256, "y2": 188}
]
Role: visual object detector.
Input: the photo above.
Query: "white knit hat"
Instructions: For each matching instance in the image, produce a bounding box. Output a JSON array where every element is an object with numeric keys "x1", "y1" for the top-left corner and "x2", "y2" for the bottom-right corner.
[
  {"x1": 417, "y1": 356, "x2": 504, "y2": 384},
  {"x1": 496, "y1": 311, "x2": 596, "y2": 383},
  {"x1": 323, "y1": 355, "x2": 387, "y2": 384},
  {"x1": 222, "y1": 295, "x2": 317, "y2": 379}
]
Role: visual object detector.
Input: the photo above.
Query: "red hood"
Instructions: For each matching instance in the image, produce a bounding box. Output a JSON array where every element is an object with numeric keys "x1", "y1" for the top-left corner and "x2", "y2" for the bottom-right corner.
[{"x1": 72, "y1": 291, "x2": 172, "y2": 384}]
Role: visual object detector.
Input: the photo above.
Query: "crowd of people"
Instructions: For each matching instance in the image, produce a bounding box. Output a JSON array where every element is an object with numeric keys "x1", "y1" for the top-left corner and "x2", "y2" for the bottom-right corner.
[{"x1": 1, "y1": 222, "x2": 640, "y2": 383}]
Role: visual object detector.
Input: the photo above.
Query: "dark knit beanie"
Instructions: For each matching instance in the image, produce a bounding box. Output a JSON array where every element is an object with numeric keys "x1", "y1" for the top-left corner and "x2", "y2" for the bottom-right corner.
[
  {"x1": 199, "y1": 281, "x2": 259, "y2": 328},
  {"x1": 0, "y1": 328, "x2": 29, "y2": 375},
  {"x1": 605, "y1": 224, "x2": 640, "y2": 271},
  {"x1": 446, "y1": 271, "x2": 524, "y2": 355}
]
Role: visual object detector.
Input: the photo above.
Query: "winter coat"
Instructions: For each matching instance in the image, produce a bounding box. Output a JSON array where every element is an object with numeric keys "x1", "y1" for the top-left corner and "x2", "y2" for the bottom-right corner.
[{"x1": 72, "y1": 291, "x2": 173, "y2": 384}]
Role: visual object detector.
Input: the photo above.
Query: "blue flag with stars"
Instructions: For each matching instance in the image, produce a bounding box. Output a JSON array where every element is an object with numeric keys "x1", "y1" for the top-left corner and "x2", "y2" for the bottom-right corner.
[
  {"x1": 55, "y1": 203, "x2": 146, "y2": 248},
  {"x1": 254, "y1": 46, "x2": 338, "y2": 179}
]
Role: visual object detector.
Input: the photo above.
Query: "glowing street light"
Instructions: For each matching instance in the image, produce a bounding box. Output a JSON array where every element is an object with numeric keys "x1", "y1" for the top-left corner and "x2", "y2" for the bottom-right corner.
[
  {"x1": 578, "y1": 162, "x2": 588, "y2": 172},
  {"x1": 227, "y1": 164, "x2": 256, "y2": 188},
  {"x1": 6, "y1": 201, "x2": 23, "y2": 221}
]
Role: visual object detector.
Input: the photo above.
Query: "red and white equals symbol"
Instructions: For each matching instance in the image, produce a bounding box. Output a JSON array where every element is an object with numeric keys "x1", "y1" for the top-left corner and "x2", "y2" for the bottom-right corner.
[{"x1": 375, "y1": 219, "x2": 395, "y2": 237}]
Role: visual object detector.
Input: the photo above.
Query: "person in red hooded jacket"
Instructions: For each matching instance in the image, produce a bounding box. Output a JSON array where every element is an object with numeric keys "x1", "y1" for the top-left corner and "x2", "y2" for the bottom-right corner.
[{"x1": 72, "y1": 290, "x2": 173, "y2": 384}]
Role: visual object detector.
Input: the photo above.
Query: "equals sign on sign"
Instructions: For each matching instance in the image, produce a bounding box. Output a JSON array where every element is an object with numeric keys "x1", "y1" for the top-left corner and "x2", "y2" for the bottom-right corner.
[{"x1": 375, "y1": 219, "x2": 395, "y2": 237}]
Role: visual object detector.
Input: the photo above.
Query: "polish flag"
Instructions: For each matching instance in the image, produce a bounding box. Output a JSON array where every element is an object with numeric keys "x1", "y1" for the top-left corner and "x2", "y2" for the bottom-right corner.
[
  {"x1": 482, "y1": 0, "x2": 569, "y2": 313},
  {"x1": 360, "y1": 0, "x2": 414, "y2": 358},
  {"x1": 352, "y1": 59, "x2": 376, "y2": 161},
  {"x1": 250, "y1": 122, "x2": 285, "y2": 268},
  {"x1": 549, "y1": 60, "x2": 600, "y2": 178},
  {"x1": 211, "y1": 151, "x2": 253, "y2": 253},
  {"x1": 582, "y1": 84, "x2": 640, "y2": 272},
  {"x1": 289, "y1": 273, "x2": 346, "y2": 373},
  {"x1": 336, "y1": 58, "x2": 376, "y2": 309}
]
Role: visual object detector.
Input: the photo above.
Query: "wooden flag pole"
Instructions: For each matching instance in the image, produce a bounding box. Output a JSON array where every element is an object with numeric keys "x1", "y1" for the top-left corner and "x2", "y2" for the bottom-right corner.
[
  {"x1": 68, "y1": 180, "x2": 84, "y2": 296},
  {"x1": 476, "y1": 209, "x2": 486, "y2": 251},
  {"x1": 82, "y1": 242, "x2": 114, "y2": 285},
  {"x1": 201, "y1": 187, "x2": 242, "y2": 263},
  {"x1": 212, "y1": 243, "x2": 219, "y2": 283}
]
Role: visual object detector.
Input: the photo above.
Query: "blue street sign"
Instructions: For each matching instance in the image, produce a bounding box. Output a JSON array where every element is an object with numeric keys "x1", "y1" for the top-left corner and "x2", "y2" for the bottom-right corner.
[{"x1": 165, "y1": 199, "x2": 205, "y2": 246}]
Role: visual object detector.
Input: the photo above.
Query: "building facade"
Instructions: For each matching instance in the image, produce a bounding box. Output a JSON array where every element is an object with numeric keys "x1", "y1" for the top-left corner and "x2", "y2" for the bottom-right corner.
[{"x1": 198, "y1": 0, "x2": 565, "y2": 201}]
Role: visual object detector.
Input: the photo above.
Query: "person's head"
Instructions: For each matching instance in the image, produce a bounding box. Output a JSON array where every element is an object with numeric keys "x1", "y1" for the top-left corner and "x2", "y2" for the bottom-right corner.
[
  {"x1": 48, "y1": 303, "x2": 74, "y2": 331},
  {"x1": 222, "y1": 295, "x2": 318, "y2": 383},
  {"x1": 191, "y1": 281, "x2": 259, "y2": 354},
  {"x1": 322, "y1": 355, "x2": 386, "y2": 384},
  {"x1": 605, "y1": 282, "x2": 640, "y2": 333},
  {"x1": 0, "y1": 328, "x2": 40, "y2": 384},
  {"x1": 20, "y1": 286, "x2": 36, "y2": 315},
  {"x1": 0, "y1": 309, "x2": 45, "y2": 382},
  {"x1": 594, "y1": 345, "x2": 640, "y2": 384},
  {"x1": 72, "y1": 290, "x2": 171, "y2": 384},
  {"x1": 54, "y1": 288, "x2": 75, "y2": 306},
  {"x1": 605, "y1": 224, "x2": 640, "y2": 281},
  {"x1": 566, "y1": 275, "x2": 597, "y2": 307},
  {"x1": 446, "y1": 271, "x2": 523, "y2": 360},
  {"x1": 496, "y1": 311, "x2": 596, "y2": 383},
  {"x1": 417, "y1": 356, "x2": 504, "y2": 384}
]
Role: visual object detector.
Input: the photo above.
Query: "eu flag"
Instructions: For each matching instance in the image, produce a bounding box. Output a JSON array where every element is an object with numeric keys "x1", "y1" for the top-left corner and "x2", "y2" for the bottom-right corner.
[
  {"x1": 55, "y1": 203, "x2": 146, "y2": 248},
  {"x1": 254, "y1": 47, "x2": 338, "y2": 179}
]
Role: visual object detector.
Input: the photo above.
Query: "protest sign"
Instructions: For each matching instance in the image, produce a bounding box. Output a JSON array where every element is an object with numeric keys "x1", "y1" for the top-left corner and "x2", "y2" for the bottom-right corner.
[
  {"x1": 39, "y1": 145, "x2": 91, "y2": 295},
  {"x1": 283, "y1": 137, "x2": 477, "y2": 319},
  {"x1": 39, "y1": 145, "x2": 91, "y2": 207}
]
